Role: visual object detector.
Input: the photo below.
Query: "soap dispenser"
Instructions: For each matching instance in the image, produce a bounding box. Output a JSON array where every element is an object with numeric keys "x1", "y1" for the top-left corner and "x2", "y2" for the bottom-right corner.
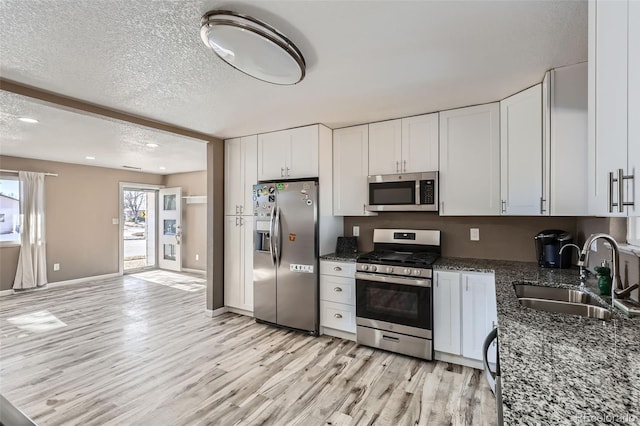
[{"x1": 594, "y1": 260, "x2": 612, "y2": 296}]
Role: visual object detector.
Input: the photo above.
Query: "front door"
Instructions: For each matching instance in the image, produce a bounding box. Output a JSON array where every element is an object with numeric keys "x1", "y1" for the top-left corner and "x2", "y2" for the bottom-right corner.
[{"x1": 158, "y1": 187, "x2": 182, "y2": 271}]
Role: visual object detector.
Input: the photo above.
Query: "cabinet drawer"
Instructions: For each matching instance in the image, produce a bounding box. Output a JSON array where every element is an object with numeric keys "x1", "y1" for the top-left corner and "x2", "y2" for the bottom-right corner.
[
  {"x1": 320, "y1": 260, "x2": 356, "y2": 278},
  {"x1": 320, "y1": 301, "x2": 356, "y2": 333},
  {"x1": 320, "y1": 275, "x2": 355, "y2": 305}
]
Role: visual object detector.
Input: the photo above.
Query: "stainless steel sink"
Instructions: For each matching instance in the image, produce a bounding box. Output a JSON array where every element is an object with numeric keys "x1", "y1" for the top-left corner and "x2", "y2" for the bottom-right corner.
[
  {"x1": 514, "y1": 284, "x2": 598, "y2": 305},
  {"x1": 518, "y1": 298, "x2": 612, "y2": 320}
]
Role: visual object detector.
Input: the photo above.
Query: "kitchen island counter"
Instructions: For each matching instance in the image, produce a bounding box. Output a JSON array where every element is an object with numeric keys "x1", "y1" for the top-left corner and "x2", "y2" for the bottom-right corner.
[{"x1": 435, "y1": 258, "x2": 640, "y2": 425}]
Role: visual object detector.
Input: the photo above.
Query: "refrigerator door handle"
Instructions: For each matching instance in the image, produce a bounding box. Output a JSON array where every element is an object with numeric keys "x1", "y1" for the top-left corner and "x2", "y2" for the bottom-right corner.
[
  {"x1": 268, "y1": 203, "x2": 276, "y2": 266},
  {"x1": 274, "y1": 205, "x2": 282, "y2": 265}
]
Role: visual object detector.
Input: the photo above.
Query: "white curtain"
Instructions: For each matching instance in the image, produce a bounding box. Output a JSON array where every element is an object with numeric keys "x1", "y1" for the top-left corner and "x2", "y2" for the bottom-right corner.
[{"x1": 13, "y1": 171, "x2": 48, "y2": 290}]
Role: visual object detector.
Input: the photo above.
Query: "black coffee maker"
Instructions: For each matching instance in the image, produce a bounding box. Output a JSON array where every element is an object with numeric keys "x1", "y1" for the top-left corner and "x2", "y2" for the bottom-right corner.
[{"x1": 534, "y1": 230, "x2": 573, "y2": 268}]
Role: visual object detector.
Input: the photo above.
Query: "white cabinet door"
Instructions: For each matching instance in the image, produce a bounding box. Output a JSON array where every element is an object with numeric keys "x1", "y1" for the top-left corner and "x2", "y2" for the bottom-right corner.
[
  {"x1": 629, "y1": 0, "x2": 640, "y2": 215},
  {"x1": 225, "y1": 138, "x2": 242, "y2": 216},
  {"x1": 241, "y1": 135, "x2": 258, "y2": 215},
  {"x1": 433, "y1": 271, "x2": 461, "y2": 355},
  {"x1": 439, "y1": 103, "x2": 500, "y2": 215},
  {"x1": 402, "y1": 113, "x2": 439, "y2": 173},
  {"x1": 288, "y1": 125, "x2": 319, "y2": 178},
  {"x1": 224, "y1": 216, "x2": 242, "y2": 308},
  {"x1": 588, "y1": 0, "x2": 630, "y2": 216},
  {"x1": 500, "y1": 84, "x2": 543, "y2": 215},
  {"x1": 333, "y1": 125, "x2": 373, "y2": 216},
  {"x1": 224, "y1": 216, "x2": 254, "y2": 311},
  {"x1": 461, "y1": 273, "x2": 497, "y2": 361},
  {"x1": 368, "y1": 119, "x2": 402, "y2": 175},
  {"x1": 549, "y1": 63, "x2": 589, "y2": 216},
  {"x1": 258, "y1": 130, "x2": 289, "y2": 181}
]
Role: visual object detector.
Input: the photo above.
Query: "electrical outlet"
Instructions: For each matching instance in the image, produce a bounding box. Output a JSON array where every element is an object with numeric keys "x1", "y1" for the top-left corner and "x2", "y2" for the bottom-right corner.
[
  {"x1": 195, "y1": 254, "x2": 199, "y2": 261},
  {"x1": 53, "y1": 263, "x2": 60, "y2": 271},
  {"x1": 353, "y1": 226, "x2": 360, "y2": 237},
  {"x1": 470, "y1": 228, "x2": 480, "y2": 241}
]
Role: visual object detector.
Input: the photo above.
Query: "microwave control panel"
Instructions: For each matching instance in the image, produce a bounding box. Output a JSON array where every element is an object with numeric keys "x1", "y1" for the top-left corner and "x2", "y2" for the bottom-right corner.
[{"x1": 420, "y1": 180, "x2": 436, "y2": 205}]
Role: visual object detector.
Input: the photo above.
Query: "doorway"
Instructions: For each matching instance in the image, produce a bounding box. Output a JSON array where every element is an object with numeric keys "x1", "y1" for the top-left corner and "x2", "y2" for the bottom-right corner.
[{"x1": 122, "y1": 186, "x2": 158, "y2": 272}]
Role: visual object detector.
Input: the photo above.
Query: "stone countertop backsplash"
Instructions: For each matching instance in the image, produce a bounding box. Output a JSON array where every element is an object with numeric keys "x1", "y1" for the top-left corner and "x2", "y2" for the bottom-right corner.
[
  {"x1": 319, "y1": 252, "x2": 361, "y2": 263},
  {"x1": 435, "y1": 258, "x2": 640, "y2": 426}
]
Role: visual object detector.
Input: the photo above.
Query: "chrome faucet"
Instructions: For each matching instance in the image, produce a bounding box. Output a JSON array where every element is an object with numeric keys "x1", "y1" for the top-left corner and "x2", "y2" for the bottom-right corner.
[
  {"x1": 559, "y1": 243, "x2": 588, "y2": 285},
  {"x1": 577, "y1": 233, "x2": 639, "y2": 299}
]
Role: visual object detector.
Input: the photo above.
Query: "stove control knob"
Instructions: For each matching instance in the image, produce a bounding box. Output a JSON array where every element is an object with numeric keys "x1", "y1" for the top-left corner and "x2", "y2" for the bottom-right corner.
[
  {"x1": 371, "y1": 265, "x2": 378, "y2": 272},
  {"x1": 386, "y1": 266, "x2": 394, "y2": 273},
  {"x1": 413, "y1": 269, "x2": 421, "y2": 276},
  {"x1": 361, "y1": 264, "x2": 369, "y2": 271},
  {"x1": 404, "y1": 268, "x2": 411, "y2": 275}
]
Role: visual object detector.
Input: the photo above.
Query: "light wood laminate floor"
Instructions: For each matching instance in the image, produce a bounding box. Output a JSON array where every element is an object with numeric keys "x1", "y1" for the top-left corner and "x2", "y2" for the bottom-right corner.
[{"x1": 0, "y1": 274, "x2": 497, "y2": 425}]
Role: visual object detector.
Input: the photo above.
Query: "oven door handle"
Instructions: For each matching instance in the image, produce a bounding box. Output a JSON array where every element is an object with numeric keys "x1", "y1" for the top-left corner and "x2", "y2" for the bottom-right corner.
[{"x1": 355, "y1": 272, "x2": 432, "y2": 288}]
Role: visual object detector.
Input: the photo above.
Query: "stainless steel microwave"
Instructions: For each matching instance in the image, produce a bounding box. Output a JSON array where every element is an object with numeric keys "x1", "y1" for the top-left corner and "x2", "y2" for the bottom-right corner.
[{"x1": 366, "y1": 172, "x2": 439, "y2": 212}]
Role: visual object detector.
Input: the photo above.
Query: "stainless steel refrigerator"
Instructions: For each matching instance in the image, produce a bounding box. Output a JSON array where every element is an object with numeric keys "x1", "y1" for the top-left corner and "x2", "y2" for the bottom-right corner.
[{"x1": 253, "y1": 180, "x2": 319, "y2": 334}]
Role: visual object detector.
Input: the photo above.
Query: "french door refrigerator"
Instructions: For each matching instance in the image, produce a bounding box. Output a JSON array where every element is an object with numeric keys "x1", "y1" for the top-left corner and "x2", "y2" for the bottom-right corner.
[{"x1": 253, "y1": 180, "x2": 319, "y2": 334}]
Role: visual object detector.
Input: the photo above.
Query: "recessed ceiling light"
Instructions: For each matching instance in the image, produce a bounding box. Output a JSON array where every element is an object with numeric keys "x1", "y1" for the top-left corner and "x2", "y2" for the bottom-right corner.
[
  {"x1": 18, "y1": 117, "x2": 38, "y2": 123},
  {"x1": 159, "y1": 166, "x2": 166, "y2": 170},
  {"x1": 85, "y1": 156, "x2": 95, "y2": 160},
  {"x1": 146, "y1": 143, "x2": 159, "y2": 148},
  {"x1": 200, "y1": 10, "x2": 306, "y2": 85}
]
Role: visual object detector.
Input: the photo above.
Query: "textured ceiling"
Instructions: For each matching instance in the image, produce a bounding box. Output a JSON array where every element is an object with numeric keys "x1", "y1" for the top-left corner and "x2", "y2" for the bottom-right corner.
[{"x1": 0, "y1": 0, "x2": 587, "y2": 172}]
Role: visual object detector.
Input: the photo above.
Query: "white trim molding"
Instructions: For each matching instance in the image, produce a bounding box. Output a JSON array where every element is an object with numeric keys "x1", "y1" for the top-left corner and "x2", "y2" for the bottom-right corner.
[
  {"x1": 182, "y1": 268, "x2": 206, "y2": 275},
  {"x1": 47, "y1": 272, "x2": 123, "y2": 289},
  {"x1": 0, "y1": 289, "x2": 15, "y2": 297},
  {"x1": 205, "y1": 307, "x2": 228, "y2": 317}
]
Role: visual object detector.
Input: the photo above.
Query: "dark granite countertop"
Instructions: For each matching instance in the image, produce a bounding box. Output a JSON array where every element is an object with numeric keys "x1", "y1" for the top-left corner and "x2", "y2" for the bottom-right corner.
[
  {"x1": 435, "y1": 258, "x2": 640, "y2": 425},
  {"x1": 320, "y1": 252, "x2": 361, "y2": 262}
]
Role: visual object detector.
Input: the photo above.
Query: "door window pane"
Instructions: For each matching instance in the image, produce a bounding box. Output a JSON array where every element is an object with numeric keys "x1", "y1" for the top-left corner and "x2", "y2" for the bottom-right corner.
[
  {"x1": 0, "y1": 178, "x2": 21, "y2": 244},
  {"x1": 163, "y1": 244, "x2": 176, "y2": 261},
  {"x1": 163, "y1": 194, "x2": 176, "y2": 210},
  {"x1": 163, "y1": 220, "x2": 176, "y2": 235}
]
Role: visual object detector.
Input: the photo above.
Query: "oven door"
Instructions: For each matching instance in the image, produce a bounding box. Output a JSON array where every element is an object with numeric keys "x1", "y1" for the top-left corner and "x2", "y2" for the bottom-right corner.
[{"x1": 355, "y1": 272, "x2": 432, "y2": 338}]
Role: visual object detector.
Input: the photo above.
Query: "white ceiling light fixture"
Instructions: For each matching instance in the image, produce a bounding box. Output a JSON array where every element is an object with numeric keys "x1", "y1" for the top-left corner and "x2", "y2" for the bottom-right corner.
[
  {"x1": 18, "y1": 117, "x2": 38, "y2": 123},
  {"x1": 85, "y1": 156, "x2": 95, "y2": 160},
  {"x1": 146, "y1": 143, "x2": 159, "y2": 148},
  {"x1": 200, "y1": 10, "x2": 306, "y2": 85}
]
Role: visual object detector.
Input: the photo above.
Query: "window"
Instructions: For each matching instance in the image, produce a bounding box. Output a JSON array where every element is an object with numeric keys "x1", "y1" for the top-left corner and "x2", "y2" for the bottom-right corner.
[
  {"x1": 0, "y1": 177, "x2": 20, "y2": 244},
  {"x1": 628, "y1": 216, "x2": 640, "y2": 247}
]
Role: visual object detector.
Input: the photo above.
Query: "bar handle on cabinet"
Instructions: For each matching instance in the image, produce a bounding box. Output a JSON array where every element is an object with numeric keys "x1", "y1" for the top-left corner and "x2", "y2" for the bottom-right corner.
[
  {"x1": 501, "y1": 200, "x2": 507, "y2": 214},
  {"x1": 235, "y1": 205, "x2": 239, "y2": 214},
  {"x1": 281, "y1": 167, "x2": 285, "y2": 177},
  {"x1": 440, "y1": 202, "x2": 444, "y2": 214},
  {"x1": 396, "y1": 161, "x2": 399, "y2": 173},
  {"x1": 334, "y1": 287, "x2": 343, "y2": 292},
  {"x1": 239, "y1": 217, "x2": 243, "y2": 226},
  {"x1": 235, "y1": 216, "x2": 239, "y2": 226},
  {"x1": 239, "y1": 205, "x2": 243, "y2": 214},
  {"x1": 540, "y1": 197, "x2": 546, "y2": 214},
  {"x1": 334, "y1": 313, "x2": 343, "y2": 319},
  {"x1": 286, "y1": 167, "x2": 290, "y2": 177},
  {"x1": 403, "y1": 160, "x2": 407, "y2": 172},
  {"x1": 618, "y1": 168, "x2": 625, "y2": 213}
]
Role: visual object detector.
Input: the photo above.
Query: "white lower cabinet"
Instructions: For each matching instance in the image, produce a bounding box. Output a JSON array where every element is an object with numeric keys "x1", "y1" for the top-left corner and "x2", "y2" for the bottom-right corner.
[
  {"x1": 320, "y1": 260, "x2": 356, "y2": 340},
  {"x1": 434, "y1": 270, "x2": 497, "y2": 367},
  {"x1": 224, "y1": 215, "x2": 254, "y2": 313}
]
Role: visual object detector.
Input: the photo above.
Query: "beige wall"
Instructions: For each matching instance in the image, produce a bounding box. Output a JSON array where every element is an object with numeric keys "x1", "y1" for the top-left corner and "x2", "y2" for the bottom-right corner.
[
  {"x1": 207, "y1": 141, "x2": 225, "y2": 311},
  {"x1": 344, "y1": 214, "x2": 578, "y2": 262},
  {"x1": 164, "y1": 171, "x2": 206, "y2": 271},
  {"x1": 0, "y1": 155, "x2": 164, "y2": 291}
]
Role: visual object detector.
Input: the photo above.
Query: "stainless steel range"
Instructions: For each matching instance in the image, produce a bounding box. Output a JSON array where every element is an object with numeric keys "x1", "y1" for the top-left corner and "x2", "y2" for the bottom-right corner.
[{"x1": 355, "y1": 229, "x2": 440, "y2": 360}]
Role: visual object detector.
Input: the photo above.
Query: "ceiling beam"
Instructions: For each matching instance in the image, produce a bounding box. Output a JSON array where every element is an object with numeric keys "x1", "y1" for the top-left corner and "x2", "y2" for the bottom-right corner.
[{"x1": 0, "y1": 78, "x2": 219, "y2": 144}]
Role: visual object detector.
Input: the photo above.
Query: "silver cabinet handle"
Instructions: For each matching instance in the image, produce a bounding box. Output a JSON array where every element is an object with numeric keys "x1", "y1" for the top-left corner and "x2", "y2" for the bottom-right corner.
[
  {"x1": 403, "y1": 160, "x2": 407, "y2": 172},
  {"x1": 334, "y1": 313, "x2": 343, "y2": 319},
  {"x1": 235, "y1": 216, "x2": 239, "y2": 226},
  {"x1": 540, "y1": 197, "x2": 546, "y2": 214},
  {"x1": 395, "y1": 161, "x2": 399, "y2": 173},
  {"x1": 501, "y1": 200, "x2": 507, "y2": 214},
  {"x1": 440, "y1": 201, "x2": 444, "y2": 214},
  {"x1": 334, "y1": 287, "x2": 343, "y2": 292},
  {"x1": 608, "y1": 171, "x2": 615, "y2": 213},
  {"x1": 286, "y1": 167, "x2": 290, "y2": 177},
  {"x1": 239, "y1": 205, "x2": 243, "y2": 214},
  {"x1": 618, "y1": 168, "x2": 625, "y2": 213},
  {"x1": 235, "y1": 205, "x2": 239, "y2": 214},
  {"x1": 382, "y1": 335, "x2": 399, "y2": 342},
  {"x1": 281, "y1": 167, "x2": 285, "y2": 177},
  {"x1": 333, "y1": 266, "x2": 342, "y2": 271},
  {"x1": 239, "y1": 217, "x2": 244, "y2": 226}
]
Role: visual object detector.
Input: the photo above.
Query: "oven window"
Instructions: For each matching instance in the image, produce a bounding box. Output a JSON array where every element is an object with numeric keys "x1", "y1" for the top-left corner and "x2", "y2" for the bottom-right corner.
[
  {"x1": 356, "y1": 279, "x2": 432, "y2": 330},
  {"x1": 366, "y1": 287, "x2": 418, "y2": 319},
  {"x1": 369, "y1": 181, "x2": 415, "y2": 205}
]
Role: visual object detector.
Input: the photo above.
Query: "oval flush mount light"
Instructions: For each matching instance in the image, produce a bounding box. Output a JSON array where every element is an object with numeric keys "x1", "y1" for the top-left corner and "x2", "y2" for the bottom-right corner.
[{"x1": 200, "y1": 10, "x2": 306, "y2": 85}]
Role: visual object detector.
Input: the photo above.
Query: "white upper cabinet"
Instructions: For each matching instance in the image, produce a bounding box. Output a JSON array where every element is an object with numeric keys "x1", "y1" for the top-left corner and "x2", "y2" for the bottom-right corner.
[
  {"x1": 333, "y1": 125, "x2": 376, "y2": 216},
  {"x1": 368, "y1": 114, "x2": 439, "y2": 175},
  {"x1": 439, "y1": 103, "x2": 500, "y2": 215},
  {"x1": 500, "y1": 84, "x2": 544, "y2": 215},
  {"x1": 588, "y1": 0, "x2": 638, "y2": 216},
  {"x1": 368, "y1": 119, "x2": 402, "y2": 175},
  {"x1": 548, "y1": 62, "x2": 589, "y2": 216},
  {"x1": 257, "y1": 125, "x2": 319, "y2": 181},
  {"x1": 225, "y1": 135, "x2": 257, "y2": 216},
  {"x1": 402, "y1": 113, "x2": 439, "y2": 173}
]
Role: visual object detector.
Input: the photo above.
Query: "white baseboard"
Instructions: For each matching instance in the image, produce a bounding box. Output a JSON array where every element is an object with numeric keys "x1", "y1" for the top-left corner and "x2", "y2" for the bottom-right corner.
[
  {"x1": 226, "y1": 306, "x2": 254, "y2": 317},
  {"x1": 182, "y1": 268, "x2": 206, "y2": 275},
  {"x1": 434, "y1": 351, "x2": 484, "y2": 370},
  {"x1": 0, "y1": 289, "x2": 15, "y2": 297},
  {"x1": 205, "y1": 306, "x2": 228, "y2": 317},
  {"x1": 47, "y1": 272, "x2": 123, "y2": 289},
  {"x1": 320, "y1": 327, "x2": 356, "y2": 342}
]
